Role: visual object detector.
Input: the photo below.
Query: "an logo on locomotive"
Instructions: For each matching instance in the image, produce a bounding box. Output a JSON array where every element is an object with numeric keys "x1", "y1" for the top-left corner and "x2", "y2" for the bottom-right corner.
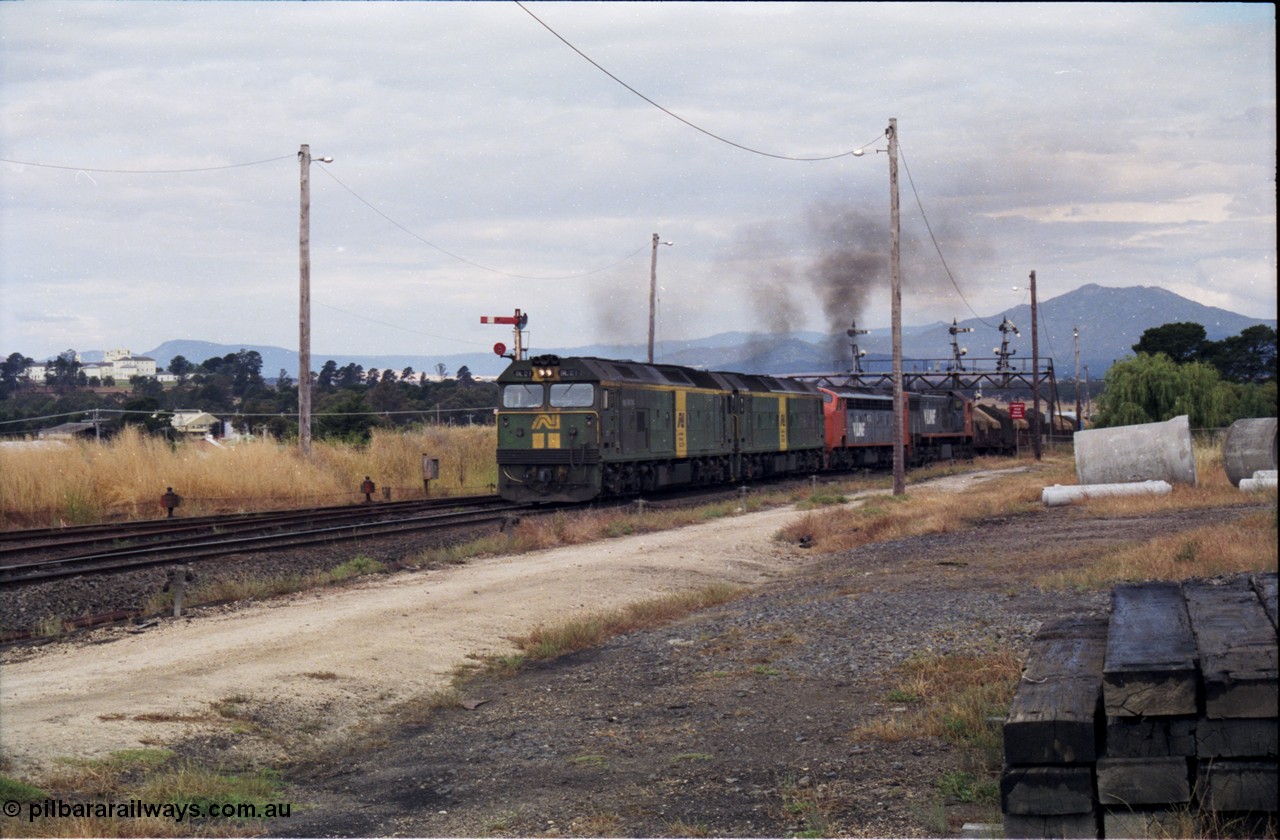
[{"x1": 531, "y1": 414, "x2": 561, "y2": 449}]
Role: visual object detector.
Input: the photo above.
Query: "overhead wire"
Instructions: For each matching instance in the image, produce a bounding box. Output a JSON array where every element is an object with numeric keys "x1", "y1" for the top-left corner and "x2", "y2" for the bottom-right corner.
[
  {"x1": 317, "y1": 166, "x2": 651, "y2": 280},
  {"x1": 3, "y1": 151, "x2": 651, "y2": 282},
  {"x1": 0, "y1": 154, "x2": 296, "y2": 173},
  {"x1": 897, "y1": 142, "x2": 997, "y2": 330},
  {"x1": 515, "y1": 1, "x2": 866, "y2": 162}
]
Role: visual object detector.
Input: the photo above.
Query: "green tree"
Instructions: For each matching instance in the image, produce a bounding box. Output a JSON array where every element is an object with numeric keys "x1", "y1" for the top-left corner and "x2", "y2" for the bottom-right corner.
[
  {"x1": 1097, "y1": 354, "x2": 1232, "y2": 429},
  {"x1": 315, "y1": 391, "x2": 378, "y2": 443},
  {"x1": 1204, "y1": 324, "x2": 1277, "y2": 384},
  {"x1": 48, "y1": 350, "x2": 82, "y2": 394},
  {"x1": 1, "y1": 352, "x2": 33, "y2": 398},
  {"x1": 168, "y1": 355, "x2": 193, "y2": 384},
  {"x1": 130, "y1": 376, "x2": 164, "y2": 399},
  {"x1": 230, "y1": 349, "x2": 265, "y2": 398},
  {"x1": 317, "y1": 360, "x2": 339, "y2": 391},
  {"x1": 1224, "y1": 381, "x2": 1277, "y2": 420},
  {"x1": 1132, "y1": 322, "x2": 1208, "y2": 364},
  {"x1": 199, "y1": 355, "x2": 230, "y2": 375},
  {"x1": 121, "y1": 397, "x2": 172, "y2": 435},
  {"x1": 336, "y1": 363, "x2": 364, "y2": 389}
]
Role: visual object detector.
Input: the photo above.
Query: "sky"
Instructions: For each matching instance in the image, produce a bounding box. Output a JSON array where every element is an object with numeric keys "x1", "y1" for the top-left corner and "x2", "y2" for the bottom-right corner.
[{"x1": 1, "y1": 2, "x2": 1275, "y2": 365}]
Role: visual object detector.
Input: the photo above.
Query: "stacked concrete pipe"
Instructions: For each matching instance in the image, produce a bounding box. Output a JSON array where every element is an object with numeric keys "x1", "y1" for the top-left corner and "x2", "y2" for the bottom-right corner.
[
  {"x1": 1222, "y1": 417, "x2": 1278, "y2": 487},
  {"x1": 1073, "y1": 415, "x2": 1197, "y2": 487}
]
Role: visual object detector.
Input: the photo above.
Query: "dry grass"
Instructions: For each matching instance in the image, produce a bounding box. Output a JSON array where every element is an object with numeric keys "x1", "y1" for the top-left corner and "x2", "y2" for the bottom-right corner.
[
  {"x1": 511, "y1": 583, "x2": 745, "y2": 663},
  {"x1": 0, "y1": 425, "x2": 497, "y2": 528},
  {"x1": 850, "y1": 646, "x2": 1021, "y2": 817},
  {"x1": 142, "y1": 553, "x2": 389, "y2": 617},
  {"x1": 780, "y1": 442, "x2": 1275, "y2": 566},
  {"x1": 407, "y1": 495, "x2": 779, "y2": 567},
  {"x1": 852, "y1": 648, "x2": 1021, "y2": 753},
  {"x1": 1041, "y1": 510, "x2": 1277, "y2": 591},
  {"x1": 1038, "y1": 440, "x2": 1278, "y2": 589},
  {"x1": 778, "y1": 454, "x2": 1072, "y2": 554}
]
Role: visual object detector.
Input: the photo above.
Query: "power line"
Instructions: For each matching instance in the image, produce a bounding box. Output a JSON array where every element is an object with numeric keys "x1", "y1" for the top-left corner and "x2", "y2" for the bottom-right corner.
[
  {"x1": 0, "y1": 154, "x2": 296, "y2": 174},
  {"x1": 897, "y1": 142, "x2": 996, "y2": 329},
  {"x1": 0, "y1": 410, "x2": 104, "y2": 427},
  {"x1": 318, "y1": 166, "x2": 651, "y2": 280},
  {"x1": 515, "y1": 1, "x2": 867, "y2": 162}
]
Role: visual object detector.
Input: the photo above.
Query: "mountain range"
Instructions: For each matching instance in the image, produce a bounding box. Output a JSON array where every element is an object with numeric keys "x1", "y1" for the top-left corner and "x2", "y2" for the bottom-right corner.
[{"x1": 123, "y1": 284, "x2": 1272, "y2": 381}]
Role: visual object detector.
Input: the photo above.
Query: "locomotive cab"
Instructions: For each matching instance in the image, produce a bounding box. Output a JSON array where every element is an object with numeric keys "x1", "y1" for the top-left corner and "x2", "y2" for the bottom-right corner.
[{"x1": 496, "y1": 355, "x2": 603, "y2": 503}]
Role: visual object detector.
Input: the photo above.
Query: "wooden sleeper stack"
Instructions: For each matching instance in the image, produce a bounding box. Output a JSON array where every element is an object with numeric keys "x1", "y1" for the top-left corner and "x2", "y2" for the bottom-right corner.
[{"x1": 1002, "y1": 573, "x2": 1278, "y2": 839}]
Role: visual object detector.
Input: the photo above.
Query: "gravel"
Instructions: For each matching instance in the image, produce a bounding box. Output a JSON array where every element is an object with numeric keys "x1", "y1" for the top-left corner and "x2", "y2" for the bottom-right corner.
[{"x1": 265, "y1": 505, "x2": 1258, "y2": 838}]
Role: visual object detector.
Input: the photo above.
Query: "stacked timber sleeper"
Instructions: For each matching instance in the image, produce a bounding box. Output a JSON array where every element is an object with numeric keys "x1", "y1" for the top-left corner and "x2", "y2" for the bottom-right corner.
[{"x1": 1002, "y1": 572, "x2": 1278, "y2": 839}]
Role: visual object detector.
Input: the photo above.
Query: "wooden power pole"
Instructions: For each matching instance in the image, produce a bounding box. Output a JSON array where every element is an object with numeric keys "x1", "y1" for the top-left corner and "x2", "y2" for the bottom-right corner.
[
  {"x1": 299, "y1": 144, "x2": 312, "y2": 457},
  {"x1": 1074, "y1": 326, "x2": 1081, "y2": 432},
  {"x1": 648, "y1": 233, "x2": 659, "y2": 364},
  {"x1": 298, "y1": 144, "x2": 331, "y2": 457},
  {"x1": 888, "y1": 118, "x2": 905, "y2": 495},
  {"x1": 1030, "y1": 269, "x2": 1042, "y2": 461}
]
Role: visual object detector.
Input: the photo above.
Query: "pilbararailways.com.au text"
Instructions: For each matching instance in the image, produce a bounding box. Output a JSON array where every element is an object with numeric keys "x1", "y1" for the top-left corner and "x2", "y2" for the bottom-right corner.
[{"x1": 5, "y1": 798, "x2": 292, "y2": 823}]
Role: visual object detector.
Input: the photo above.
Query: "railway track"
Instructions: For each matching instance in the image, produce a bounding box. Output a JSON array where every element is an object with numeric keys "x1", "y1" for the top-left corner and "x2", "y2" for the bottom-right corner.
[{"x1": 0, "y1": 495, "x2": 527, "y2": 586}]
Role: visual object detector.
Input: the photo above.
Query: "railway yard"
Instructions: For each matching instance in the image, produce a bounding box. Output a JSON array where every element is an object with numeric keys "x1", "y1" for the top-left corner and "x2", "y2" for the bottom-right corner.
[{"x1": 1, "y1": 466, "x2": 1274, "y2": 837}]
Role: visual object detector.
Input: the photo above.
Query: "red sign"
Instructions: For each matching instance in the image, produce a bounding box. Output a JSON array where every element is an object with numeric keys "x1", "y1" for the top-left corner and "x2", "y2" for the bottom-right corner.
[
  {"x1": 493, "y1": 342, "x2": 507, "y2": 357},
  {"x1": 1009, "y1": 401, "x2": 1026, "y2": 420}
]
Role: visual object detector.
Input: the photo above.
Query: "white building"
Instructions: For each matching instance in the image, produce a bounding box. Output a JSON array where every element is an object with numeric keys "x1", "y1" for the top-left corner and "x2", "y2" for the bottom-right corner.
[
  {"x1": 102, "y1": 349, "x2": 157, "y2": 379},
  {"x1": 25, "y1": 349, "x2": 157, "y2": 383},
  {"x1": 171, "y1": 409, "x2": 220, "y2": 437}
]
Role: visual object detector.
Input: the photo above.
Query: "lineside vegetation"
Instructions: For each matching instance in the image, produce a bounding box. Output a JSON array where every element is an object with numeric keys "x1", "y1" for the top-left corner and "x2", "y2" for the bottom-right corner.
[{"x1": 0, "y1": 425, "x2": 497, "y2": 528}]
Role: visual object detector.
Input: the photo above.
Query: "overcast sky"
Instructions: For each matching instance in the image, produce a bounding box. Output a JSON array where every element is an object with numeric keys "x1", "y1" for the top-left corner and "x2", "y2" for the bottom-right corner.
[{"x1": 1, "y1": 2, "x2": 1274, "y2": 364}]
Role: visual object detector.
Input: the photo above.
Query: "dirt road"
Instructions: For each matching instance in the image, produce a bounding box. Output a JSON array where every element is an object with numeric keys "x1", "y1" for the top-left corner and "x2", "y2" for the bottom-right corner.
[{"x1": 1, "y1": 492, "x2": 849, "y2": 775}]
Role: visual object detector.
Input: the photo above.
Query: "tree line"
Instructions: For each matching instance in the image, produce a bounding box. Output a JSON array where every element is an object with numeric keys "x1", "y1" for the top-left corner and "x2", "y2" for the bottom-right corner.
[
  {"x1": 0, "y1": 349, "x2": 498, "y2": 443},
  {"x1": 1095, "y1": 323, "x2": 1276, "y2": 428}
]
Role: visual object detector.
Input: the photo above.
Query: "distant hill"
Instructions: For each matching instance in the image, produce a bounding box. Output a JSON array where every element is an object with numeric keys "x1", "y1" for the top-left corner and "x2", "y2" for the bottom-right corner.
[{"x1": 138, "y1": 285, "x2": 1274, "y2": 380}]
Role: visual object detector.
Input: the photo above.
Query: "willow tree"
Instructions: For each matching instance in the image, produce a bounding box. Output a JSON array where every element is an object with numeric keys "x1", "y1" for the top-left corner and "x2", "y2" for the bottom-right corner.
[{"x1": 1096, "y1": 353, "x2": 1232, "y2": 429}]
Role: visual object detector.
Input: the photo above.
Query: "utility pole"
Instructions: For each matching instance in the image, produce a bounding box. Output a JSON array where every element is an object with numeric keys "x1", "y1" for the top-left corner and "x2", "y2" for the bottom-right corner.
[
  {"x1": 888, "y1": 118, "x2": 905, "y2": 495},
  {"x1": 299, "y1": 144, "x2": 313, "y2": 458},
  {"x1": 1030, "y1": 270, "x2": 1042, "y2": 461},
  {"x1": 298, "y1": 144, "x2": 331, "y2": 457},
  {"x1": 647, "y1": 233, "x2": 672, "y2": 364},
  {"x1": 1073, "y1": 326, "x2": 1081, "y2": 432},
  {"x1": 1083, "y1": 365, "x2": 1091, "y2": 421}
]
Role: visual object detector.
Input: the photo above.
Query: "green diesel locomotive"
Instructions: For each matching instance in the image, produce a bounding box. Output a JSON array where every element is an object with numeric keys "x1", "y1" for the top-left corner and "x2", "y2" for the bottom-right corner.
[{"x1": 496, "y1": 354, "x2": 826, "y2": 503}]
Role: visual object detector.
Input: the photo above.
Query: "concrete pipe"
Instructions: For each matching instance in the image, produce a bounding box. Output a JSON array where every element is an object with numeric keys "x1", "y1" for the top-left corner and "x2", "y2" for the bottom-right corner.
[
  {"x1": 1073, "y1": 415, "x2": 1197, "y2": 486},
  {"x1": 1239, "y1": 470, "x2": 1278, "y2": 493},
  {"x1": 1222, "y1": 417, "x2": 1278, "y2": 487},
  {"x1": 1042, "y1": 480, "x2": 1173, "y2": 507}
]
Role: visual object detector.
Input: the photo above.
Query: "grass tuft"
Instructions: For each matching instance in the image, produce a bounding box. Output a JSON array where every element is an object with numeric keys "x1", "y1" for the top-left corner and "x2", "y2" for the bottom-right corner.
[
  {"x1": 852, "y1": 647, "x2": 1020, "y2": 783},
  {"x1": 513, "y1": 583, "x2": 744, "y2": 662}
]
